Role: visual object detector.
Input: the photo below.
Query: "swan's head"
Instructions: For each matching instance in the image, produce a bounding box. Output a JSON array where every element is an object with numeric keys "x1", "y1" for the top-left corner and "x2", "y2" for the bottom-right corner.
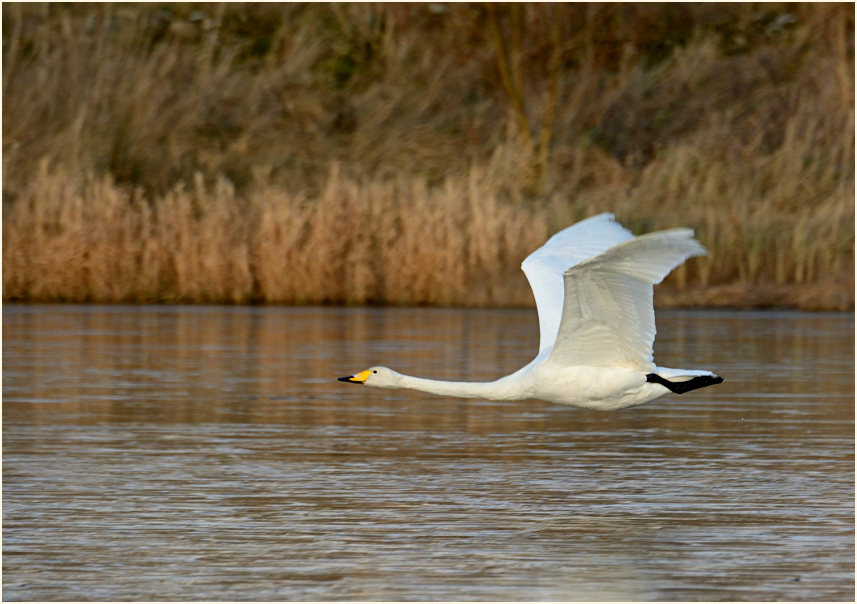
[{"x1": 337, "y1": 366, "x2": 400, "y2": 388}]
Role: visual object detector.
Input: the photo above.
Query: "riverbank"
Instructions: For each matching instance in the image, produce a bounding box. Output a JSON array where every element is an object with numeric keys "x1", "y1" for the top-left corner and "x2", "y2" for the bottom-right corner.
[{"x1": 3, "y1": 4, "x2": 853, "y2": 310}]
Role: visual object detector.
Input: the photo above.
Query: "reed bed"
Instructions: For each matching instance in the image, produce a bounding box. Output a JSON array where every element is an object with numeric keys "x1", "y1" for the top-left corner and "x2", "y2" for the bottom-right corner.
[{"x1": 3, "y1": 3, "x2": 854, "y2": 309}]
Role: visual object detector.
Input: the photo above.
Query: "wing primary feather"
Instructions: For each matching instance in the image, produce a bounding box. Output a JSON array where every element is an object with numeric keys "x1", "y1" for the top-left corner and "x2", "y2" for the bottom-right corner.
[{"x1": 567, "y1": 228, "x2": 707, "y2": 284}]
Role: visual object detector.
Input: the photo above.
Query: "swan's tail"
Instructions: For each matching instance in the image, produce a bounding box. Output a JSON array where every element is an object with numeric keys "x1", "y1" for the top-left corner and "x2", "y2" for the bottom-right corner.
[{"x1": 647, "y1": 369, "x2": 723, "y2": 394}]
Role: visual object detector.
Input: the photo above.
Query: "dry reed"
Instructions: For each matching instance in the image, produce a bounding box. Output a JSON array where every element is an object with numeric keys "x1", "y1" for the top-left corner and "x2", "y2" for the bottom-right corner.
[{"x1": 2, "y1": 4, "x2": 853, "y2": 310}]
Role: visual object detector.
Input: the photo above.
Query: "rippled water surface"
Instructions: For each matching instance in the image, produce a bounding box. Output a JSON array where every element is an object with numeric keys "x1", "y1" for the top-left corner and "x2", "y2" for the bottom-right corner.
[{"x1": 3, "y1": 305, "x2": 854, "y2": 601}]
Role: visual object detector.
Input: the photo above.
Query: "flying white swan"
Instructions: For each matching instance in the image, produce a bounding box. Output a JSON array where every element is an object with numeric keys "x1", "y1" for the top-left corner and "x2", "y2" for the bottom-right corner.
[{"x1": 338, "y1": 213, "x2": 722, "y2": 410}]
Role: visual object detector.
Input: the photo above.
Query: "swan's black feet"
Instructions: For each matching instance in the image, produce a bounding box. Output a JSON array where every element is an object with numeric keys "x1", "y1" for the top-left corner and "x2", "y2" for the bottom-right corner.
[{"x1": 646, "y1": 373, "x2": 723, "y2": 394}]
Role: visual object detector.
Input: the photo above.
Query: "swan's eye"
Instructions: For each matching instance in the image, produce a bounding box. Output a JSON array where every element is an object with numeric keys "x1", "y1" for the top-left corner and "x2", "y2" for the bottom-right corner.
[{"x1": 373, "y1": 370, "x2": 378, "y2": 374}]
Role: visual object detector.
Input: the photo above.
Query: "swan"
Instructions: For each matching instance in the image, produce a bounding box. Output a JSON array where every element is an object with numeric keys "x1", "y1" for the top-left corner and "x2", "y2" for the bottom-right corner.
[{"x1": 338, "y1": 213, "x2": 722, "y2": 410}]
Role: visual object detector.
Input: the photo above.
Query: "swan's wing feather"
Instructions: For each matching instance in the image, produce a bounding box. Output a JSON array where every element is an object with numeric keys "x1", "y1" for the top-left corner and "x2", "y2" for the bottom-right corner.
[
  {"x1": 521, "y1": 213, "x2": 634, "y2": 356},
  {"x1": 547, "y1": 228, "x2": 707, "y2": 370}
]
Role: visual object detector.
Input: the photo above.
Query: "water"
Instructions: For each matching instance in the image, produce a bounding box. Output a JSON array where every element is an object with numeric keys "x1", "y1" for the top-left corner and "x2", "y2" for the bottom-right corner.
[{"x1": 3, "y1": 305, "x2": 854, "y2": 601}]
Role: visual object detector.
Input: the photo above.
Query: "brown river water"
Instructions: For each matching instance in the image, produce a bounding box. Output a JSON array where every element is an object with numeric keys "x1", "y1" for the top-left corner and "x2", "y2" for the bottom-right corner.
[{"x1": 2, "y1": 305, "x2": 854, "y2": 600}]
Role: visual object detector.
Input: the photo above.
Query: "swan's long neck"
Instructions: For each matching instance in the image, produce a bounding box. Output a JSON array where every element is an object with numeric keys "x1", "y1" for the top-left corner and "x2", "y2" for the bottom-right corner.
[{"x1": 393, "y1": 373, "x2": 524, "y2": 401}]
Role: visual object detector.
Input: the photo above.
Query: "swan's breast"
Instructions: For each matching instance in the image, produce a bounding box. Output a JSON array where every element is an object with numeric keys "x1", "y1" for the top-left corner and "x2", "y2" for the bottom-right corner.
[{"x1": 530, "y1": 364, "x2": 655, "y2": 409}]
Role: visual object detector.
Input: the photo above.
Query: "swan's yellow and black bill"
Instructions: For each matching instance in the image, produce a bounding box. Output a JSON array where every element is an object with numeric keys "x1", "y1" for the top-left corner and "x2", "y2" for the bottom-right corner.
[{"x1": 338, "y1": 369, "x2": 371, "y2": 384}]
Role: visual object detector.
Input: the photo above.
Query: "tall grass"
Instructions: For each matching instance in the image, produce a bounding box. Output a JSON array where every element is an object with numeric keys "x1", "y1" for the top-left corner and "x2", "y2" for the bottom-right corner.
[{"x1": 3, "y1": 3, "x2": 854, "y2": 309}]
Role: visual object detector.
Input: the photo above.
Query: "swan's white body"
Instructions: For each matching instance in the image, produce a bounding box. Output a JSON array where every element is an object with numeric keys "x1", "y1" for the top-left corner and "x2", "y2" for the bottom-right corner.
[{"x1": 339, "y1": 213, "x2": 722, "y2": 410}]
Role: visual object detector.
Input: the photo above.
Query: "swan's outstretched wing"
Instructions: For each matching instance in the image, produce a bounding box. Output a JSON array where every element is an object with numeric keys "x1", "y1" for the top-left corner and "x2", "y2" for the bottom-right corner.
[
  {"x1": 521, "y1": 213, "x2": 634, "y2": 357},
  {"x1": 547, "y1": 228, "x2": 707, "y2": 370}
]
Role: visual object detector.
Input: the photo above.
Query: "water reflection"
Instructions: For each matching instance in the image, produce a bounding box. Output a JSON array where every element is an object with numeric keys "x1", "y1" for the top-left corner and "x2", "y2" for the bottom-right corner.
[{"x1": 3, "y1": 305, "x2": 854, "y2": 600}]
